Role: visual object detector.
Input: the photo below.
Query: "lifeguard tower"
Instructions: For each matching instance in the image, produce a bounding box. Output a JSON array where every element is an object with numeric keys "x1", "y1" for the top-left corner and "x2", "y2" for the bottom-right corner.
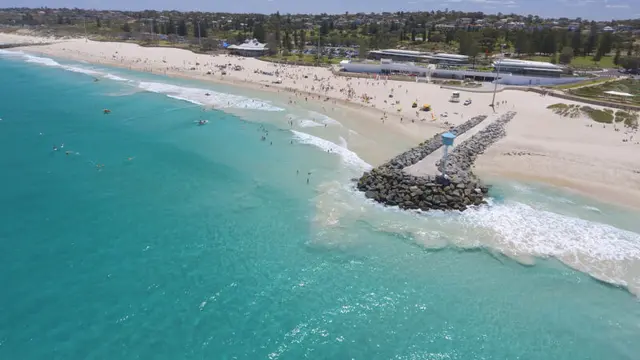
[{"x1": 441, "y1": 132, "x2": 456, "y2": 177}]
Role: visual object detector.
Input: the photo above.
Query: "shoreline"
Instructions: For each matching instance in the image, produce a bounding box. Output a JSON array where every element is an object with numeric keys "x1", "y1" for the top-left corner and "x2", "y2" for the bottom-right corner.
[{"x1": 2, "y1": 34, "x2": 640, "y2": 210}]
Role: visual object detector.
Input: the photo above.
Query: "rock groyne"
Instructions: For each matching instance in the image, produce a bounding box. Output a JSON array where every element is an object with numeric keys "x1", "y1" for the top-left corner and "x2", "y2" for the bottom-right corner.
[
  {"x1": 356, "y1": 112, "x2": 517, "y2": 211},
  {"x1": 436, "y1": 111, "x2": 517, "y2": 178},
  {"x1": 377, "y1": 115, "x2": 487, "y2": 171}
]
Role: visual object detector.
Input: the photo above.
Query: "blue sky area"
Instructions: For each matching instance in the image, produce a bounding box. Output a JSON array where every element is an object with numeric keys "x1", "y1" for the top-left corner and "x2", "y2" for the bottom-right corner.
[{"x1": 4, "y1": 0, "x2": 638, "y2": 21}]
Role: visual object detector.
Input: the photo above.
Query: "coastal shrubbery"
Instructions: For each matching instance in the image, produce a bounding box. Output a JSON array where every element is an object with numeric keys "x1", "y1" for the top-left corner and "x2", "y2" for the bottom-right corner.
[
  {"x1": 614, "y1": 110, "x2": 639, "y2": 128},
  {"x1": 579, "y1": 106, "x2": 614, "y2": 123},
  {"x1": 547, "y1": 103, "x2": 639, "y2": 126}
]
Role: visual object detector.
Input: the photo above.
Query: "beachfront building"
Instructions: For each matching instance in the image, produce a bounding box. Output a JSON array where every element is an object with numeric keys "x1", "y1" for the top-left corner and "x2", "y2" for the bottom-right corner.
[
  {"x1": 339, "y1": 58, "x2": 585, "y2": 86},
  {"x1": 368, "y1": 49, "x2": 430, "y2": 62},
  {"x1": 492, "y1": 58, "x2": 565, "y2": 77},
  {"x1": 426, "y1": 53, "x2": 469, "y2": 65},
  {"x1": 367, "y1": 49, "x2": 469, "y2": 65},
  {"x1": 227, "y1": 39, "x2": 268, "y2": 57}
]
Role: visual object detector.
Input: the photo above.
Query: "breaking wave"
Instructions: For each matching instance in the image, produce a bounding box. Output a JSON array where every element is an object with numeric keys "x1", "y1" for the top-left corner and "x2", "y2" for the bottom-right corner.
[
  {"x1": 291, "y1": 130, "x2": 371, "y2": 172},
  {"x1": 0, "y1": 51, "x2": 285, "y2": 112},
  {"x1": 137, "y1": 82, "x2": 284, "y2": 111}
]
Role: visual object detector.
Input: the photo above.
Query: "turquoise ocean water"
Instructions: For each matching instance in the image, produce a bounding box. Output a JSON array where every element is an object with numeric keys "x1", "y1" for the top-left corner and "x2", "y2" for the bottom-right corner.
[{"x1": 2, "y1": 51, "x2": 640, "y2": 360}]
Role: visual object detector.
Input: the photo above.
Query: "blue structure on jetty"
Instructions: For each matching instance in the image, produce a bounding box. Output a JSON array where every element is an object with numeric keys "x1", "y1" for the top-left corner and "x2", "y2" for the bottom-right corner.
[{"x1": 441, "y1": 132, "x2": 456, "y2": 177}]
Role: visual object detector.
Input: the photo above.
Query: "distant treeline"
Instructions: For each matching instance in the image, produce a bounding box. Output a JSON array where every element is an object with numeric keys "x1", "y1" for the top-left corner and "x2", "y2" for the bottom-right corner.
[{"x1": 3, "y1": 8, "x2": 640, "y2": 69}]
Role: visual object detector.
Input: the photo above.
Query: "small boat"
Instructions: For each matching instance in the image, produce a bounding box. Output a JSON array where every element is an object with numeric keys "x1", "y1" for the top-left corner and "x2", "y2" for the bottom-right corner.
[{"x1": 198, "y1": 120, "x2": 209, "y2": 125}]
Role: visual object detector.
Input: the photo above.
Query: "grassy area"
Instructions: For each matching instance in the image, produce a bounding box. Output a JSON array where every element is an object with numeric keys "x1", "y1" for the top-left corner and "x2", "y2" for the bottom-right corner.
[
  {"x1": 547, "y1": 102, "x2": 640, "y2": 126},
  {"x1": 526, "y1": 55, "x2": 615, "y2": 69},
  {"x1": 547, "y1": 103, "x2": 582, "y2": 118},
  {"x1": 551, "y1": 77, "x2": 613, "y2": 90},
  {"x1": 569, "y1": 79, "x2": 640, "y2": 106},
  {"x1": 615, "y1": 110, "x2": 639, "y2": 128},
  {"x1": 580, "y1": 106, "x2": 614, "y2": 123}
]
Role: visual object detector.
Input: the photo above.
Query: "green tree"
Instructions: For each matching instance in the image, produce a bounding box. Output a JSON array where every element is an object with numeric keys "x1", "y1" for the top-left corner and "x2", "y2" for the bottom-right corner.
[
  {"x1": 266, "y1": 33, "x2": 279, "y2": 56},
  {"x1": 584, "y1": 25, "x2": 597, "y2": 56},
  {"x1": 198, "y1": 22, "x2": 208, "y2": 38},
  {"x1": 177, "y1": 19, "x2": 187, "y2": 37},
  {"x1": 152, "y1": 18, "x2": 159, "y2": 34},
  {"x1": 300, "y1": 30, "x2": 306, "y2": 49},
  {"x1": 358, "y1": 39, "x2": 368, "y2": 59},
  {"x1": 597, "y1": 32, "x2": 613, "y2": 57},
  {"x1": 592, "y1": 51, "x2": 602, "y2": 63},
  {"x1": 542, "y1": 31, "x2": 557, "y2": 55},
  {"x1": 514, "y1": 31, "x2": 530, "y2": 55},
  {"x1": 122, "y1": 22, "x2": 131, "y2": 33},
  {"x1": 570, "y1": 27, "x2": 582, "y2": 56},
  {"x1": 558, "y1": 46, "x2": 574, "y2": 65},
  {"x1": 618, "y1": 56, "x2": 640, "y2": 70},
  {"x1": 167, "y1": 18, "x2": 175, "y2": 35},
  {"x1": 284, "y1": 30, "x2": 293, "y2": 51},
  {"x1": 252, "y1": 22, "x2": 266, "y2": 43},
  {"x1": 273, "y1": 12, "x2": 281, "y2": 50},
  {"x1": 549, "y1": 53, "x2": 557, "y2": 64},
  {"x1": 320, "y1": 20, "x2": 330, "y2": 36},
  {"x1": 96, "y1": 17, "x2": 101, "y2": 28},
  {"x1": 613, "y1": 49, "x2": 621, "y2": 66}
]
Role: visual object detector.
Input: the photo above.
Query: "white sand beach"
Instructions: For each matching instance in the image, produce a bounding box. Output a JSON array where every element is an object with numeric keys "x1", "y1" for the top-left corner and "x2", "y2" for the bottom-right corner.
[{"x1": 3, "y1": 32, "x2": 639, "y2": 208}]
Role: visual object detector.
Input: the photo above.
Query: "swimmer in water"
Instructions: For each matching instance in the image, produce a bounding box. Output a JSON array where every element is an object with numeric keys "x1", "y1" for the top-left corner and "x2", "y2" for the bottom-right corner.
[
  {"x1": 65, "y1": 151, "x2": 71, "y2": 156},
  {"x1": 53, "y1": 145, "x2": 58, "y2": 151},
  {"x1": 60, "y1": 143, "x2": 64, "y2": 149}
]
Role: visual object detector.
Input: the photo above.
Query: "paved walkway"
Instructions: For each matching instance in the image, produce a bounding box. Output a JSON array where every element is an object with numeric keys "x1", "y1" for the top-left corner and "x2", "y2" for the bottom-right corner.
[{"x1": 404, "y1": 113, "x2": 500, "y2": 177}]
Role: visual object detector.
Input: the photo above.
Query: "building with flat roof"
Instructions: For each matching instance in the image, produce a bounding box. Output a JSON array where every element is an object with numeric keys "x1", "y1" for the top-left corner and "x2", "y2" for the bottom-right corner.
[
  {"x1": 227, "y1": 39, "x2": 268, "y2": 57},
  {"x1": 492, "y1": 58, "x2": 565, "y2": 77},
  {"x1": 368, "y1": 49, "x2": 468, "y2": 64}
]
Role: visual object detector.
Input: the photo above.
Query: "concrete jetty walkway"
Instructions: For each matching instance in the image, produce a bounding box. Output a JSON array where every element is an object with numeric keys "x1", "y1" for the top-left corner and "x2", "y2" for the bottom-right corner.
[{"x1": 404, "y1": 112, "x2": 501, "y2": 177}]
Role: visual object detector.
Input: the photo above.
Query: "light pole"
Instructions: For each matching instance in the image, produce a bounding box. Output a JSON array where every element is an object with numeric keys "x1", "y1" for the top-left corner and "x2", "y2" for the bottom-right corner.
[{"x1": 490, "y1": 43, "x2": 506, "y2": 111}]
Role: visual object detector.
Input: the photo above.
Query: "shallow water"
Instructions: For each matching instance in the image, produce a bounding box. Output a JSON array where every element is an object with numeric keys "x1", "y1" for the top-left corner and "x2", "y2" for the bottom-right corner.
[{"x1": 2, "y1": 52, "x2": 640, "y2": 360}]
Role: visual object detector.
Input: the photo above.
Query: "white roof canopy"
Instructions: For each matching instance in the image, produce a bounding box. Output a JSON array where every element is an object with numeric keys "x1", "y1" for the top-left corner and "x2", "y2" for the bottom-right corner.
[{"x1": 604, "y1": 90, "x2": 634, "y2": 97}]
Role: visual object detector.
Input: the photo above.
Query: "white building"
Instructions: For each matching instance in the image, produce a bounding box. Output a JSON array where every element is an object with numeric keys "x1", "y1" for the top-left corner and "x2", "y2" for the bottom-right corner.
[
  {"x1": 492, "y1": 58, "x2": 564, "y2": 77},
  {"x1": 368, "y1": 49, "x2": 468, "y2": 64},
  {"x1": 227, "y1": 39, "x2": 269, "y2": 57}
]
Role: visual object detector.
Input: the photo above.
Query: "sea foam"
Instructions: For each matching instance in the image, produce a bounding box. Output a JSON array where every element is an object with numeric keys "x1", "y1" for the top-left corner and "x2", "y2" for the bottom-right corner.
[
  {"x1": 308, "y1": 111, "x2": 342, "y2": 126},
  {"x1": 137, "y1": 81, "x2": 284, "y2": 111},
  {"x1": 291, "y1": 130, "x2": 372, "y2": 172},
  {"x1": 460, "y1": 201, "x2": 640, "y2": 261},
  {"x1": 0, "y1": 51, "x2": 284, "y2": 112}
]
